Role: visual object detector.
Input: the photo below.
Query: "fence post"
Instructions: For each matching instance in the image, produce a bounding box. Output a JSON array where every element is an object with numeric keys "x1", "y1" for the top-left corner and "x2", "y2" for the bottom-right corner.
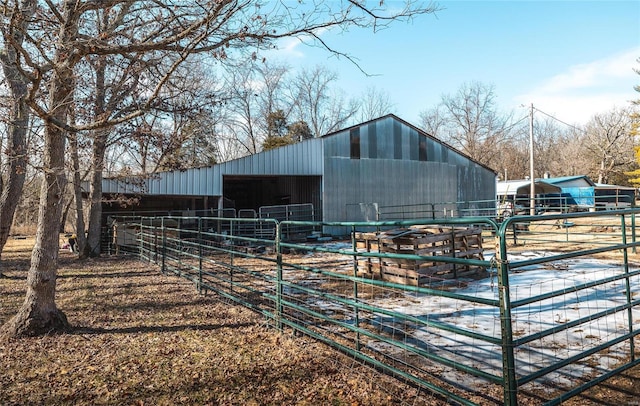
[
  {"x1": 230, "y1": 219, "x2": 235, "y2": 269},
  {"x1": 497, "y1": 221, "x2": 518, "y2": 406},
  {"x1": 351, "y1": 225, "x2": 361, "y2": 351},
  {"x1": 139, "y1": 216, "x2": 145, "y2": 261},
  {"x1": 161, "y1": 217, "x2": 166, "y2": 274},
  {"x1": 450, "y1": 225, "x2": 457, "y2": 278},
  {"x1": 620, "y1": 213, "x2": 636, "y2": 360},
  {"x1": 198, "y1": 217, "x2": 203, "y2": 294},
  {"x1": 276, "y1": 221, "x2": 283, "y2": 332},
  {"x1": 632, "y1": 199, "x2": 637, "y2": 254},
  {"x1": 154, "y1": 218, "x2": 159, "y2": 264}
]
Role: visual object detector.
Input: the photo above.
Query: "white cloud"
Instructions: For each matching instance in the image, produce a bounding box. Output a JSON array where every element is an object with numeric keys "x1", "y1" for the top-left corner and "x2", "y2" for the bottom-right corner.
[
  {"x1": 276, "y1": 37, "x2": 305, "y2": 58},
  {"x1": 515, "y1": 48, "x2": 639, "y2": 124},
  {"x1": 520, "y1": 94, "x2": 632, "y2": 125},
  {"x1": 269, "y1": 26, "x2": 332, "y2": 60}
]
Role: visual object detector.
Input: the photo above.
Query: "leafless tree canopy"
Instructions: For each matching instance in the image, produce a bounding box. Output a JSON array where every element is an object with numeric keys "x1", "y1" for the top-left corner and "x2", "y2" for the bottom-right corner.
[
  {"x1": 0, "y1": 0, "x2": 440, "y2": 337},
  {"x1": 419, "y1": 81, "x2": 517, "y2": 171}
]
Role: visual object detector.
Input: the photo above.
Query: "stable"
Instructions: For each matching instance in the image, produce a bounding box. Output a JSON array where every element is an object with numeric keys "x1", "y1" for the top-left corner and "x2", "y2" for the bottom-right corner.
[{"x1": 101, "y1": 114, "x2": 497, "y2": 232}]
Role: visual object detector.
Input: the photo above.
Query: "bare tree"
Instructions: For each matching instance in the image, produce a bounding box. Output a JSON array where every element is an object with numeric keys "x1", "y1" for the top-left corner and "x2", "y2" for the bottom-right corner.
[
  {"x1": 114, "y1": 61, "x2": 222, "y2": 174},
  {"x1": 582, "y1": 107, "x2": 634, "y2": 184},
  {"x1": 0, "y1": 0, "x2": 439, "y2": 337},
  {"x1": 255, "y1": 61, "x2": 292, "y2": 135},
  {"x1": 222, "y1": 63, "x2": 264, "y2": 155},
  {"x1": 419, "y1": 104, "x2": 448, "y2": 140},
  {"x1": 220, "y1": 61, "x2": 294, "y2": 155},
  {"x1": 358, "y1": 86, "x2": 396, "y2": 122},
  {"x1": 290, "y1": 65, "x2": 359, "y2": 137},
  {"x1": 419, "y1": 81, "x2": 515, "y2": 170},
  {"x1": 0, "y1": 0, "x2": 35, "y2": 276},
  {"x1": 493, "y1": 128, "x2": 528, "y2": 181},
  {"x1": 625, "y1": 58, "x2": 640, "y2": 185}
]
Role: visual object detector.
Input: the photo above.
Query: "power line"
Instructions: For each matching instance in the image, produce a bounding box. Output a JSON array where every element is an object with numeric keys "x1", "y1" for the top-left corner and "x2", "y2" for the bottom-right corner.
[
  {"x1": 505, "y1": 114, "x2": 530, "y2": 132},
  {"x1": 533, "y1": 107, "x2": 586, "y2": 134}
]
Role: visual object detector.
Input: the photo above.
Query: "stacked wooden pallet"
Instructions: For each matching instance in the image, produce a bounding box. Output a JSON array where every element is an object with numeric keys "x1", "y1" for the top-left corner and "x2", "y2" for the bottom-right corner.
[{"x1": 354, "y1": 226, "x2": 486, "y2": 286}]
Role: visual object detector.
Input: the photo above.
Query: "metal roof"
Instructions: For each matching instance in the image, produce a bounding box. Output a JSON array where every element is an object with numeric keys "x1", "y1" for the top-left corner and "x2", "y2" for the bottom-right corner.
[
  {"x1": 497, "y1": 180, "x2": 561, "y2": 196},
  {"x1": 542, "y1": 175, "x2": 596, "y2": 187},
  {"x1": 594, "y1": 183, "x2": 637, "y2": 191}
]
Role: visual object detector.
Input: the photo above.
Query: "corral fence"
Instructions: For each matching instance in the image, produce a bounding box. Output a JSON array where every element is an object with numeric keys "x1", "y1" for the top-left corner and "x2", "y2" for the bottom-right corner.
[
  {"x1": 354, "y1": 194, "x2": 636, "y2": 222},
  {"x1": 102, "y1": 203, "x2": 316, "y2": 255},
  {"x1": 115, "y1": 210, "x2": 640, "y2": 405},
  {"x1": 349, "y1": 199, "x2": 499, "y2": 221}
]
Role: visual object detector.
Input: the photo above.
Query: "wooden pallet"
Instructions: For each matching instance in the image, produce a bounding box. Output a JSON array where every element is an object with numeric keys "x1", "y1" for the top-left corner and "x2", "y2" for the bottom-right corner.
[{"x1": 355, "y1": 226, "x2": 486, "y2": 286}]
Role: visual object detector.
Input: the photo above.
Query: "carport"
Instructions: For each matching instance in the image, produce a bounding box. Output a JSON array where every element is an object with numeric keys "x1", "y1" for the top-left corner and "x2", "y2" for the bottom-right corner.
[{"x1": 497, "y1": 180, "x2": 562, "y2": 200}]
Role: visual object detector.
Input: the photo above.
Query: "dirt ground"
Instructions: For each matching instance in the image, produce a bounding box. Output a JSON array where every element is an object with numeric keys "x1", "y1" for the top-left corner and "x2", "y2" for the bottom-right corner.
[
  {"x1": 0, "y1": 238, "x2": 446, "y2": 406},
  {"x1": 0, "y1": 236, "x2": 639, "y2": 406}
]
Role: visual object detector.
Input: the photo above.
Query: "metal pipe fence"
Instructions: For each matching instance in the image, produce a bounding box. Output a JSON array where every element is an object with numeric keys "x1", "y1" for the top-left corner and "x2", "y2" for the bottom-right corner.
[
  {"x1": 372, "y1": 194, "x2": 636, "y2": 222},
  {"x1": 117, "y1": 210, "x2": 640, "y2": 405}
]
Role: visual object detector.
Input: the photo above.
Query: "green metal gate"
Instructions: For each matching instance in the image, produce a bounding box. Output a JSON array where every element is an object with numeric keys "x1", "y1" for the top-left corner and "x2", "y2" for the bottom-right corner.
[{"x1": 121, "y1": 210, "x2": 640, "y2": 405}]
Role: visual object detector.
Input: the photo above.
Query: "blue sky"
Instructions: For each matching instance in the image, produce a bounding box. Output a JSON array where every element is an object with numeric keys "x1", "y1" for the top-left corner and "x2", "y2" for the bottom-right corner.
[{"x1": 272, "y1": 1, "x2": 640, "y2": 126}]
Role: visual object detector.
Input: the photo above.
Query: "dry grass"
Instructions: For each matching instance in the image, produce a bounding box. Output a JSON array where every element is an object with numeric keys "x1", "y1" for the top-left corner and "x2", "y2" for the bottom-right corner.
[
  {"x1": 1, "y1": 236, "x2": 639, "y2": 406},
  {"x1": 0, "y1": 237, "x2": 442, "y2": 406}
]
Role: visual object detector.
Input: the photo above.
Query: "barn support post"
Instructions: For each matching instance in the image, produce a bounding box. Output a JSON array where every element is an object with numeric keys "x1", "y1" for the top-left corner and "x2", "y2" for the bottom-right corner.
[
  {"x1": 217, "y1": 196, "x2": 224, "y2": 235},
  {"x1": 351, "y1": 225, "x2": 361, "y2": 351},
  {"x1": 497, "y1": 220, "x2": 518, "y2": 406}
]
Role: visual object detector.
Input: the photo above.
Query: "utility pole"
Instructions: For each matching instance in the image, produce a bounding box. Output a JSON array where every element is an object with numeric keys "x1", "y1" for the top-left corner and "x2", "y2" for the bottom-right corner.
[{"x1": 529, "y1": 103, "x2": 535, "y2": 215}]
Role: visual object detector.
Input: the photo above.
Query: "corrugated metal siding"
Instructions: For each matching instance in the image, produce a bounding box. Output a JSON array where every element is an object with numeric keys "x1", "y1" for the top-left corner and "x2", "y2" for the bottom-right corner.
[
  {"x1": 103, "y1": 138, "x2": 324, "y2": 196},
  {"x1": 323, "y1": 156, "x2": 459, "y2": 222},
  {"x1": 321, "y1": 115, "x2": 495, "y2": 222},
  {"x1": 219, "y1": 139, "x2": 324, "y2": 176}
]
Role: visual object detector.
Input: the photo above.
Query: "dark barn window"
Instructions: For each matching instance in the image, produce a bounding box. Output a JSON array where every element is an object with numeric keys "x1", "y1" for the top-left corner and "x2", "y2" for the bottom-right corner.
[
  {"x1": 419, "y1": 138, "x2": 427, "y2": 161},
  {"x1": 394, "y1": 121, "x2": 402, "y2": 159},
  {"x1": 350, "y1": 128, "x2": 360, "y2": 159},
  {"x1": 368, "y1": 125, "x2": 377, "y2": 159}
]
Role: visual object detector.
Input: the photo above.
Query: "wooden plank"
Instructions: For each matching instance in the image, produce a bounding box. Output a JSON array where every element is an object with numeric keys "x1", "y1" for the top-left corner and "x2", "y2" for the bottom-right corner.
[
  {"x1": 354, "y1": 225, "x2": 486, "y2": 286},
  {"x1": 381, "y1": 273, "x2": 419, "y2": 286}
]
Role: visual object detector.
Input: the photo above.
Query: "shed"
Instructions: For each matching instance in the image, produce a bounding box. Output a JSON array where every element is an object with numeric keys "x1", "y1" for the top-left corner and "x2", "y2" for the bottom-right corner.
[
  {"x1": 101, "y1": 114, "x2": 497, "y2": 234},
  {"x1": 542, "y1": 176, "x2": 596, "y2": 210},
  {"x1": 594, "y1": 183, "x2": 636, "y2": 209}
]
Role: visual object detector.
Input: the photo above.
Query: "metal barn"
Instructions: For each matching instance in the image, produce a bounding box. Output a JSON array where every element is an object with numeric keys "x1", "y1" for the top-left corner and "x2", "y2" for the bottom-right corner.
[{"x1": 101, "y1": 114, "x2": 497, "y2": 229}]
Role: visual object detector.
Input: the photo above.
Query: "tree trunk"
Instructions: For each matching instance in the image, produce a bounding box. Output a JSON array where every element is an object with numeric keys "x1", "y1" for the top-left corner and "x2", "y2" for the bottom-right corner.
[
  {"x1": 1, "y1": 0, "x2": 77, "y2": 337},
  {"x1": 0, "y1": 91, "x2": 28, "y2": 276},
  {"x1": 598, "y1": 159, "x2": 606, "y2": 184},
  {"x1": 0, "y1": 122, "x2": 69, "y2": 336},
  {"x1": 0, "y1": 0, "x2": 35, "y2": 277},
  {"x1": 70, "y1": 130, "x2": 87, "y2": 255},
  {"x1": 83, "y1": 130, "x2": 107, "y2": 258},
  {"x1": 59, "y1": 196, "x2": 73, "y2": 233},
  {"x1": 83, "y1": 53, "x2": 108, "y2": 259}
]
